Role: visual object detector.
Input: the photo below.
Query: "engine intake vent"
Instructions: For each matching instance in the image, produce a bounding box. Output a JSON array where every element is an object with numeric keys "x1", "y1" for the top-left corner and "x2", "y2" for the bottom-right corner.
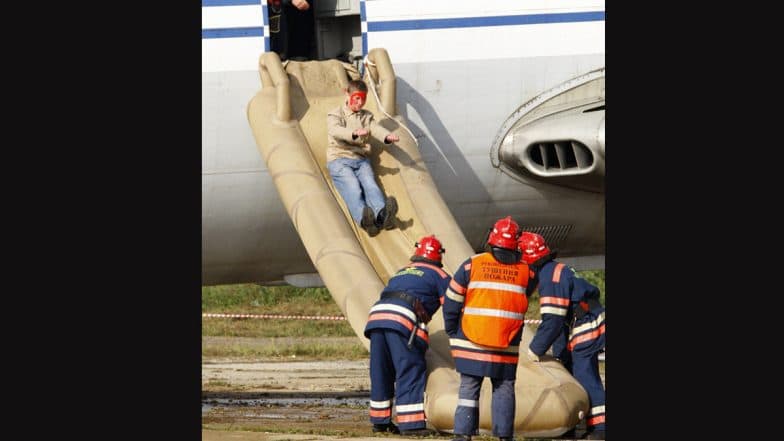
[
  {"x1": 529, "y1": 141, "x2": 594, "y2": 172},
  {"x1": 490, "y1": 69, "x2": 605, "y2": 193}
]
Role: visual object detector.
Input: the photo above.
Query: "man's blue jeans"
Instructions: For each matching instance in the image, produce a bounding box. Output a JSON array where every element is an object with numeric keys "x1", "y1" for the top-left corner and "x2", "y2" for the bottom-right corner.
[{"x1": 328, "y1": 157, "x2": 385, "y2": 224}]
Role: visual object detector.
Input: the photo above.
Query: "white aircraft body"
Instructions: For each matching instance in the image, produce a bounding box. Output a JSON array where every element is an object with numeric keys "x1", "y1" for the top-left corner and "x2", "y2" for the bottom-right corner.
[{"x1": 202, "y1": 0, "x2": 605, "y2": 287}]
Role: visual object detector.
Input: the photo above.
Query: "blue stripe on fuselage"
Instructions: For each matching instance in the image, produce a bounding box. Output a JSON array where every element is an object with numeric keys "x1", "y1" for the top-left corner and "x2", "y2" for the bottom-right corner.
[
  {"x1": 202, "y1": 27, "x2": 264, "y2": 39},
  {"x1": 202, "y1": 0, "x2": 259, "y2": 6},
  {"x1": 368, "y1": 11, "x2": 604, "y2": 32},
  {"x1": 201, "y1": 10, "x2": 604, "y2": 39}
]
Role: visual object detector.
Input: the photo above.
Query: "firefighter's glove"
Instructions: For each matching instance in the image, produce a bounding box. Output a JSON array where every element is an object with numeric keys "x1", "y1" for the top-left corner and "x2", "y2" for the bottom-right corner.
[{"x1": 526, "y1": 348, "x2": 540, "y2": 362}]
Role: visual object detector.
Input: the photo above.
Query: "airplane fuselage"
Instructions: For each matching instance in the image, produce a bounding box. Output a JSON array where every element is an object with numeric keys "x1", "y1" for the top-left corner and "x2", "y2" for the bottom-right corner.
[{"x1": 202, "y1": 0, "x2": 605, "y2": 285}]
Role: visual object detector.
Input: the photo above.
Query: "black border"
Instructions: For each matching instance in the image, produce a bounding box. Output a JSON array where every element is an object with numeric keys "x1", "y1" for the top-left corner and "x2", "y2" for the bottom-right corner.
[{"x1": 32, "y1": 2, "x2": 204, "y2": 436}]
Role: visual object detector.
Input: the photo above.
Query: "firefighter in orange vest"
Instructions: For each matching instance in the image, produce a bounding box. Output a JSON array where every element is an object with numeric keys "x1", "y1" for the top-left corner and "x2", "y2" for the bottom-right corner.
[
  {"x1": 364, "y1": 235, "x2": 452, "y2": 436},
  {"x1": 519, "y1": 231, "x2": 605, "y2": 440},
  {"x1": 442, "y1": 216, "x2": 529, "y2": 441}
]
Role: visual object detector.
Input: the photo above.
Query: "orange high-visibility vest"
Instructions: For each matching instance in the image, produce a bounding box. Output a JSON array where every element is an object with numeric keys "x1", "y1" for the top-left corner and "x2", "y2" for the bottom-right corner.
[{"x1": 461, "y1": 253, "x2": 529, "y2": 348}]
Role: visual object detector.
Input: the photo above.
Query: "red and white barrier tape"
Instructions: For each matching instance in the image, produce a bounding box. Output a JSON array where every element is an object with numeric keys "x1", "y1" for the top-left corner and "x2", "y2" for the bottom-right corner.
[
  {"x1": 203, "y1": 312, "x2": 543, "y2": 324},
  {"x1": 203, "y1": 313, "x2": 346, "y2": 320}
]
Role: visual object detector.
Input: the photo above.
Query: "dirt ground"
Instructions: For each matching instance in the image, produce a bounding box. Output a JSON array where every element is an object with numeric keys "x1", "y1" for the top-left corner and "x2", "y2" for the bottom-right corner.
[
  {"x1": 202, "y1": 337, "x2": 602, "y2": 441},
  {"x1": 202, "y1": 336, "x2": 370, "y2": 394},
  {"x1": 203, "y1": 336, "x2": 383, "y2": 440}
]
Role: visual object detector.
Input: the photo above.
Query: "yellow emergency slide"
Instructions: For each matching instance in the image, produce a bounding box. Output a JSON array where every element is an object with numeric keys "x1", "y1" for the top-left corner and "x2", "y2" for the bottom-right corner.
[{"x1": 246, "y1": 48, "x2": 588, "y2": 438}]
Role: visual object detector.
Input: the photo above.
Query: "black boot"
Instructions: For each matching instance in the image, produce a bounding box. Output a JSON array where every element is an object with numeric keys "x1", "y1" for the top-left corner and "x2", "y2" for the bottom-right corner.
[
  {"x1": 400, "y1": 428, "x2": 435, "y2": 437},
  {"x1": 583, "y1": 429, "x2": 605, "y2": 439},
  {"x1": 361, "y1": 206, "x2": 379, "y2": 236},
  {"x1": 451, "y1": 435, "x2": 471, "y2": 441},
  {"x1": 498, "y1": 437, "x2": 516, "y2": 441},
  {"x1": 361, "y1": 206, "x2": 374, "y2": 228},
  {"x1": 372, "y1": 422, "x2": 400, "y2": 434},
  {"x1": 559, "y1": 428, "x2": 578, "y2": 439},
  {"x1": 376, "y1": 196, "x2": 397, "y2": 230},
  {"x1": 374, "y1": 207, "x2": 386, "y2": 229}
]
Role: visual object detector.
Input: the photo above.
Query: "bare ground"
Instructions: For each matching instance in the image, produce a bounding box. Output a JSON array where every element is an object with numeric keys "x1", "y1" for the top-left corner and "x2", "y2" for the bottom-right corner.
[
  {"x1": 202, "y1": 337, "x2": 602, "y2": 441},
  {"x1": 203, "y1": 358, "x2": 370, "y2": 394},
  {"x1": 203, "y1": 337, "x2": 383, "y2": 439}
]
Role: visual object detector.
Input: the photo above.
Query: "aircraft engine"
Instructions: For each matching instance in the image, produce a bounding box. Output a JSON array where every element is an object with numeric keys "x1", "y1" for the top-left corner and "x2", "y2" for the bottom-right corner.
[{"x1": 492, "y1": 69, "x2": 605, "y2": 193}]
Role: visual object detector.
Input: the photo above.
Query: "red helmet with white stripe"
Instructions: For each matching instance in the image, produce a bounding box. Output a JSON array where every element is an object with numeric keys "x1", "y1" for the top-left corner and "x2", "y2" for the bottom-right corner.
[
  {"x1": 413, "y1": 235, "x2": 445, "y2": 262},
  {"x1": 487, "y1": 216, "x2": 520, "y2": 250},
  {"x1": 518, "y1": 231, "x2": 551, "y2": 264}
]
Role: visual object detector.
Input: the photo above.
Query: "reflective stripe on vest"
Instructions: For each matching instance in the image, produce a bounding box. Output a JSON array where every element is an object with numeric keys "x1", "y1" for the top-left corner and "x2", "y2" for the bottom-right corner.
[
  {"x1": 567, "y1": 314, "x2": 605, "y2": 351},
  {"x1": 552, "y1": 262, "x2": 565, "y2": 283},
  {"x1": 461, "y1": 253, "x2": 529, "y2": 348}
]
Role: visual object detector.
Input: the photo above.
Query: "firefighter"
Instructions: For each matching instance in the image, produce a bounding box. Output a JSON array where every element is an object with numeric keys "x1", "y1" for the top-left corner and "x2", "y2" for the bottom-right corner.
[
  {"x1": 442, "y1": 216, "x2": 530, "y2": 441},
  {"x1": 519, "y1": 231, "x2": 606, "y2": 440},
  {"x1": 363, "y1": 235, "x2": 452, "y2": 436}
]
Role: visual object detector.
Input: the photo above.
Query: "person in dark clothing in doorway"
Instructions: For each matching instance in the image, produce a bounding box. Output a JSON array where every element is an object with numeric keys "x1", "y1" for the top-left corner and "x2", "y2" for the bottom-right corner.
[
  {"x1": 282, "y1": 0, "x2": 316, "y2": 61},
  {"x1": 271, "y1": 0, "x2": 315, "y2": 61},
  {"x1": 268, "y1": 1, "x2": 286, "y2": 59}
]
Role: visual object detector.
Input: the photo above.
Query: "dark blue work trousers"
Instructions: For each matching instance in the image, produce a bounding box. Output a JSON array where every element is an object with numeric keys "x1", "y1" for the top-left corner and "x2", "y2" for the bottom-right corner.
[
  {"x1": 454, "y1": 372, "x2": 515, "y2": 437},
  {"x1": 368, "y1": 329, "x2": 427, "y2": 430},
  {"x1": 571, "y1": 339, "x2": 605, "y2": 430}
]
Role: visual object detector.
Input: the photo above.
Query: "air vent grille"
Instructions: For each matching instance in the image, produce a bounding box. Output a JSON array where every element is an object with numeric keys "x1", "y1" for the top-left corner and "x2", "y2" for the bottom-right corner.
[
  {"x1": 528, "y1": 141, "x2": 593, "y2": 172},
  {"x1": 520, "y1": 224, "x2": 572, "y2": 250}
]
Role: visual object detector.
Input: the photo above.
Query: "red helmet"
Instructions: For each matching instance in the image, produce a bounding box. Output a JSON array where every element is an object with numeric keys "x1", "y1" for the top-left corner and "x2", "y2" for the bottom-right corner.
[
  {"x1": 518, "y1": 231, "x2": 551, "y2": 264},
  {"x1": 487, "y1": 216, "x2": 520, "y2": 250},
  {"x1": 413, "y1": 235, "x2": 445, "y2": 262}
]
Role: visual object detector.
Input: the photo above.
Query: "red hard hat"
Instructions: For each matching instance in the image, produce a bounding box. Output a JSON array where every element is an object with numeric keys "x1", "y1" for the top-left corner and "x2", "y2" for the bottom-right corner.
[
  {"x1": 414, "y1": 235, "x2": 445, "y2": 262},
  {"x1": 518, "y1": 231, "x2": 551, "y2": 264},
  {"x1": 487, "y1": 216, "x2": 520, "y2": 250}
]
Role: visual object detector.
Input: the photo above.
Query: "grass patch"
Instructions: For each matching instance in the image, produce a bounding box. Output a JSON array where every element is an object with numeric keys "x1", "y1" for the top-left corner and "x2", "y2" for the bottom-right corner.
[
  {"x1": 202, "y1": 339, "x2": 368, "y2": 360},
  {"x1": 203, "y1": 285, "x2": 340, "y2": 314},
  {"x1": 578, "y1": 269, "x2": 606, "y2": 306},
  {"x1": 202, "y1": 284, "x2": 355, "y2": 337},
  {"x1": 202, "y1": 318, "x2": 355, "y2": 338}
]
